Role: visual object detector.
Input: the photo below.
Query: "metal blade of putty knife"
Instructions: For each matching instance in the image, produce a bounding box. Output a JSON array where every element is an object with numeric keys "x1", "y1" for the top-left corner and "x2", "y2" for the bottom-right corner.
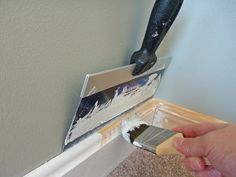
[{"x1": 64, "y1": 56, "x2": 172, "y2": 149}]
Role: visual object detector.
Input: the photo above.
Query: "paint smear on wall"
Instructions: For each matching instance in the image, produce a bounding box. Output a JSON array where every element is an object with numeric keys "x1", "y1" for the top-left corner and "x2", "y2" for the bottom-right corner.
[{"x1": 64, "y1": 69, "x2": 164, "y2": 149}]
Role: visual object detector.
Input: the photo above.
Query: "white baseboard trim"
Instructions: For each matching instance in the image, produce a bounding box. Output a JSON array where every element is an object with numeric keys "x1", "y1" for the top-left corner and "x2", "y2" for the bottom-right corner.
[
  {"x1": 24, "y1": 98, "x2": 157, "y2": 177},
  {"x1": 24, "y1": 132, "x2": 134, "y2": 177},
  {"x1": 24, "y1": 133, "x2": 102, "y2": 177}
]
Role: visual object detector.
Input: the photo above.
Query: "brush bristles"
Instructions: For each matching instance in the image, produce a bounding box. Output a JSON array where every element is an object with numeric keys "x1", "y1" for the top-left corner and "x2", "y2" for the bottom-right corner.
[
  {"x1": 121, "y1": 118, "x2": 148, "y2": 144},
  {"x1": 128, "y1": 124, "x2": 149, "y2": 143}
]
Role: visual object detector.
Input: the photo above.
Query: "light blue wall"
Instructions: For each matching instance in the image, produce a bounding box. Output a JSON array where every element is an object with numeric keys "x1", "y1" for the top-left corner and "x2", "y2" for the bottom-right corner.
[{"x1": 157, "y1": 0, "x2": 236, "y2": 122}]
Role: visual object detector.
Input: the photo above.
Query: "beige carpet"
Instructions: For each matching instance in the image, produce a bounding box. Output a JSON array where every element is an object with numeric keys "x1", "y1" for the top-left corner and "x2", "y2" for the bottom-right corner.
[{"x1": 107, "y1": 149, "x2": 193, "y2": 177}]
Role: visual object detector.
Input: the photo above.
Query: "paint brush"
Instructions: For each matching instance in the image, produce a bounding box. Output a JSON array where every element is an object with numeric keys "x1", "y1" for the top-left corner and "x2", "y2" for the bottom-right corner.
[{"x1": 122, "y1": 118, "x2": 183, "y2": 155}]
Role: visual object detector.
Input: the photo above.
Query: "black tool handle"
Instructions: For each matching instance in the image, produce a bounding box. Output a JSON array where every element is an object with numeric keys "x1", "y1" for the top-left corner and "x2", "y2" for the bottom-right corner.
[{"x1": 131, "y1": 0, "x2": 184, "y2": 75}]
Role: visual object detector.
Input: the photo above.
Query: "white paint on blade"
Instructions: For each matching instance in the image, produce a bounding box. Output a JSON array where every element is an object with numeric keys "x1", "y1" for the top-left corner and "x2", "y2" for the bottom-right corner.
[
  {"x1": 121, "y1": 117, "x2": 147, "y2": 144},
  {"x1": 65, "y1": 73, "x2": 160, "y2": 146}
]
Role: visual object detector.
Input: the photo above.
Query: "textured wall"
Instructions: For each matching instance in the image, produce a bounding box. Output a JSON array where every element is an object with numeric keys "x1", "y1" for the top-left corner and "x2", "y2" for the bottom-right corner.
[
  {"x1": 0, "y1": 0, "x2": 154, "y2": 176},
  {"x1": 157, "y1": 0, "x2": 236, "y2": 122}
]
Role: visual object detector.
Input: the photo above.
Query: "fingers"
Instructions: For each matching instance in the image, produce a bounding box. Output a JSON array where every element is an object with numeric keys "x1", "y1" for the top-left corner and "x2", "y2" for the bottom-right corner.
[
  {"x1": 194, "y1": 166, "x2": 223, "y2": 177},
  {"x1": 173, "y1": 122, "x2": 227, "y2": 138},
  {"x1": 183, "y1": 157, "x2": 206, "y2": 171},
  {"x1": 183, "y1": 157, "x2": 223, "y2": 177},
  {"x1": 173, "y1": 137, "x2": 207, "y2": 156}
]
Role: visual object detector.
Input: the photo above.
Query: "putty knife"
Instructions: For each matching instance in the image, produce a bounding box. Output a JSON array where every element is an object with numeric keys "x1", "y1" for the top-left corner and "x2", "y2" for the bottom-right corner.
[
  {"x1": 131, "y1": 0, "x2": 183, "y2": 75},
  {"x1": 64, "y1": 0, "x2": 183, "y2": 149},
  {"x1": 64, "y1": 56, "x2": 171, "y2": 149}
]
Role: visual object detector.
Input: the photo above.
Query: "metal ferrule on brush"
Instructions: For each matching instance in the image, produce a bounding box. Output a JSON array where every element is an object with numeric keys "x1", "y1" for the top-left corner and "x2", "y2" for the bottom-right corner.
[{"x1": 129, "y1": 125, "x2": 176, "y2": 154}]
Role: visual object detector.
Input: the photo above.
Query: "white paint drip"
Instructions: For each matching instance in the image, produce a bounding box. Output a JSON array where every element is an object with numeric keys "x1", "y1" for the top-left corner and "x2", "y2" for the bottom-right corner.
[
  {"x1": 162, "y1": 22, "x2": 167, "y2": 26},
  {"x1": 152, "y1": 31, "x2": 159, "y2": 37}
]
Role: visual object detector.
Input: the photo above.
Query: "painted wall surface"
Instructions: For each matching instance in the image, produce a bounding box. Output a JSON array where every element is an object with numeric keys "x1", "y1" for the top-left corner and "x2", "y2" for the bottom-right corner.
[
  {"x1": 0, "y1": 1, "x2": 154, "y2": 177},
  {"x1": 157, "y1": 0, "x2": 236, "y2": 122},
  {"x1": 1, "y1": 0, "x2": 235, "y2": 177}
]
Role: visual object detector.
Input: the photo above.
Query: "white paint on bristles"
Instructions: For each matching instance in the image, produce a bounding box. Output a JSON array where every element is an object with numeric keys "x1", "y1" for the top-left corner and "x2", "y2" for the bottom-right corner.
[
  {"x1": 121, "y1": 116, "x2": 147, "y2": 144},
  {"x1": 133, "y1": 141, "x2": 142, "y2": 148}
]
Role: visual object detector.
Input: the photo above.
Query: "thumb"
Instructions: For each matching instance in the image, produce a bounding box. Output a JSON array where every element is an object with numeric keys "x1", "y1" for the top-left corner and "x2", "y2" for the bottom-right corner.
[
  {"x1": 173, "y1": 123, "x2": 227, "y2": 138},
  {"x1": 173, "y1": 137, "x2": 208, "y2": 157},
  {"x1": 195, "y1": 166, "x2": 223, "y2": 177}
]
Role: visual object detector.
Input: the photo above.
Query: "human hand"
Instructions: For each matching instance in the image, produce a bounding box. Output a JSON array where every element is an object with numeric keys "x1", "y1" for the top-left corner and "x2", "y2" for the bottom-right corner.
[{"x1": 172, "y1": 122, "x2": 236, "y2": 177}]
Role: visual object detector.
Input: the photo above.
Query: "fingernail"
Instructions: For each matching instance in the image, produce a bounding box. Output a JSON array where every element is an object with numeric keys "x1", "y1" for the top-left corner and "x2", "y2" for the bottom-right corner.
[
  {"x1": 208, "y1": 168, "x2": 222, "y2": 177},
  {"x1": 192, "y1": 160, "x2": 202, "y2": 171},
  {"x1": 173, "y1": 137, "x2": 184, "y2": 147}
]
